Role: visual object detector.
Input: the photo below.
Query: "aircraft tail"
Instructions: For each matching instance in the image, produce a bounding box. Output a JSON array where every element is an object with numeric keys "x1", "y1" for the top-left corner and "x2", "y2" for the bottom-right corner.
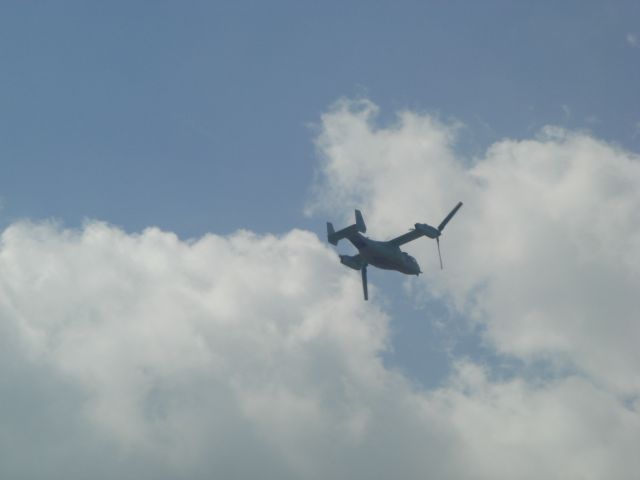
[
  {"x1": 326, "y1": 222, "x2": 337, "y2": 245},
  {"x1": 327, "y1": 210, "x2": 367, "y2": 245},
  {"x1": 355, "y1": 209, "x2": 366, "y2": 233}
]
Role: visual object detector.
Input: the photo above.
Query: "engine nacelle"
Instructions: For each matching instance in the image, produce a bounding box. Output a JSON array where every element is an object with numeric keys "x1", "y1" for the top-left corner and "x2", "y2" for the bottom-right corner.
[{"x1": 414, "y1": 223, "x2": 440, "y2": 238}]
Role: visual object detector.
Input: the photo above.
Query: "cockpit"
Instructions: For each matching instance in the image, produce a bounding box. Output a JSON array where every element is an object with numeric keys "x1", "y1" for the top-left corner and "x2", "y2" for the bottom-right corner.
[{"x1": 402, "y1": 252, "x2": 421, "y2": 274}]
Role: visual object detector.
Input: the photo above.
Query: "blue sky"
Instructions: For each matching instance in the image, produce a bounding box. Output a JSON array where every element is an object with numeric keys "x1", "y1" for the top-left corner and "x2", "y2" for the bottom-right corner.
[
  {"x1": 2, "y1": 2, "x2": 640, "y2": 478},
  {"x1": 2, "y1": 1, "x2": 638, "y2": 236}
]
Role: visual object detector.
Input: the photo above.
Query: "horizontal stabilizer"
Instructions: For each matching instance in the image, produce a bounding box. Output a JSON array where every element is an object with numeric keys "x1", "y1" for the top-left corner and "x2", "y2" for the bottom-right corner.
[
  {"x1": 328, "y1": 224, "x2": 361, "y2": 246},
  {"x1": 326, "y1": 209, "x2": 367, "y2": 246}
]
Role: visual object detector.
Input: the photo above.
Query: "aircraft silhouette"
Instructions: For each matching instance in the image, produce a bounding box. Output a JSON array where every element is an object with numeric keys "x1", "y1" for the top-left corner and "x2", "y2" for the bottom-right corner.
[{"x1": 327, "y1": 202, "x2": 463, "y2": 300}]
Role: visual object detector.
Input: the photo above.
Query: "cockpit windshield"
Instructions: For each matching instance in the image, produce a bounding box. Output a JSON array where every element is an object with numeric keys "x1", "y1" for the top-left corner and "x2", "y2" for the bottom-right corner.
[{"x1": 403, "y1": 252, "x2": 417, "y2": 265}]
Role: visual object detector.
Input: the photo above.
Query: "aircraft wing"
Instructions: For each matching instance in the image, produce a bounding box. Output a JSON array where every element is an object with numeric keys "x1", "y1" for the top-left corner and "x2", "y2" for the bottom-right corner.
[{"x1": 388, "y1": 229, "x2": 424, "y2": 247}]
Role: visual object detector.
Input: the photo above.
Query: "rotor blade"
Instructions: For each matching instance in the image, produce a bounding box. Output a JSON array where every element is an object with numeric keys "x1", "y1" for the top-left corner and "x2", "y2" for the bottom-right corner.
[
  {"x1": 361, "y1": 265, "x2": 369, "y2": 301},
  {"x1": 437, "y1": 201, "x2": 463, "y2": 232},
  {"x1": 437, "y1": 237, "x2": 443, "y2": 269}
]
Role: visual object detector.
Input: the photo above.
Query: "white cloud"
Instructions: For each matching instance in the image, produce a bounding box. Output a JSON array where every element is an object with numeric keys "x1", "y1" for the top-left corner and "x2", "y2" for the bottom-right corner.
[
  {"x1": 0, "y1": 220, "x2": 455, "y2": 478},
  {"x1": 433, "y1": 362, "x2": 640, "y2": 479},
  {"x1": 2, "y1": 100, "x2": 640, "y2": 478},
  {"x1": 627, "y1": 33, "x2": 640, "y2": 48},
  {"x1": 310, "y1": 99, "x2": 640, "y2": 398}
]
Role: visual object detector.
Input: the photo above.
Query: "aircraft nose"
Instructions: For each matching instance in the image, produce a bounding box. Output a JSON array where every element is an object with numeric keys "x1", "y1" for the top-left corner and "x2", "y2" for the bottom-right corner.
[{"x1": 403, "y1": 254, "x2": 421, "y2": 275}]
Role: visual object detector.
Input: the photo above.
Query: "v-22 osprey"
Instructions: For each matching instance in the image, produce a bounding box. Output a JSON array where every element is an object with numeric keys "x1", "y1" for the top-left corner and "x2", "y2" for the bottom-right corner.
[{"x1": 326, "y1": 202, "x2": 463, "y2": 300}]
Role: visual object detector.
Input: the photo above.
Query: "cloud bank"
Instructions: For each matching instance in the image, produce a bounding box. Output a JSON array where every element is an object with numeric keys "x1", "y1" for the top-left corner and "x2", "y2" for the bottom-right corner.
[
  {"x1": 311, "y1": 99, "x2": 640, "y2": 395},
  {"x1": 2, "y1": 99, "x2": 640, "y2": 479}
]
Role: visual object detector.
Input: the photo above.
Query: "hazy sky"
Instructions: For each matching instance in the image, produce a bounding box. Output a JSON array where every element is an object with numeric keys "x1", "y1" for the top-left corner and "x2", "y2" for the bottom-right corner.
[{"x1": 1, "y1": 2, "x2": 639, "y2": 479}]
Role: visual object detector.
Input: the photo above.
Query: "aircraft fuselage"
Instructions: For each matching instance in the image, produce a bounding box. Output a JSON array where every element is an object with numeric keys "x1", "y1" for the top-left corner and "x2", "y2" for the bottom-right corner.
[{"x1": 354, "y1": 235, "x2": 421, "y2": 275}]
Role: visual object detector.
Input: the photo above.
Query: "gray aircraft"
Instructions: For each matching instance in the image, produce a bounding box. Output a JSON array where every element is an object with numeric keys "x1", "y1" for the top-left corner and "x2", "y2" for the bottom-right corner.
[{"x1": 327, "y1": 202, "x2": 463, "y2": 300}]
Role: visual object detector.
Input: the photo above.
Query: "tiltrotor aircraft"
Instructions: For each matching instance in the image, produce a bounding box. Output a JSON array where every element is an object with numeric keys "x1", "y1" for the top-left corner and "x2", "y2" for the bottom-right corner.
[{"x1": 327, "y1": 202, "x2": 463, "y2": 300}]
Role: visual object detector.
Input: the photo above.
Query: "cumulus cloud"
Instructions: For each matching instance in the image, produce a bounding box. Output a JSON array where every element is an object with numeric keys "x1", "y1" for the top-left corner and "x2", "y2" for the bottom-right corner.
[
  {"x1": 627, "y1": 32, "x2": 640, "y2": 48},
  {"x1": 310, "y1": 99, "x2": 640, "y2": 397},
  {"x1": 308, "y1": 98, "x2": 640, "y2": 476},
  {"x1": 432, "y1": 362, "x2": 640, "y2": 479},
  {"x1": 2, "y1": 99, "x2": 640, "y2": 479},
  {"x1": 0, "y1": 222, "x2": 389, "y2": 476},
  {"x1": 0, "y1": 220, "x2": 460, "y2": 479}
]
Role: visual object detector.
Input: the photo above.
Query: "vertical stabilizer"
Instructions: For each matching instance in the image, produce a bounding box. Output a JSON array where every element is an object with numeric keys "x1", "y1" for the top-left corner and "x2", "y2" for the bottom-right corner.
[
  {"x1": 327, "y1": 222, "x2": 337, "y2": 245},
  {"x1": 326, "y1": 210, "x2": 366, "y2": 246},
  {"x1": 355, "y1": 210, "x2": 366, "y2": 233}
]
